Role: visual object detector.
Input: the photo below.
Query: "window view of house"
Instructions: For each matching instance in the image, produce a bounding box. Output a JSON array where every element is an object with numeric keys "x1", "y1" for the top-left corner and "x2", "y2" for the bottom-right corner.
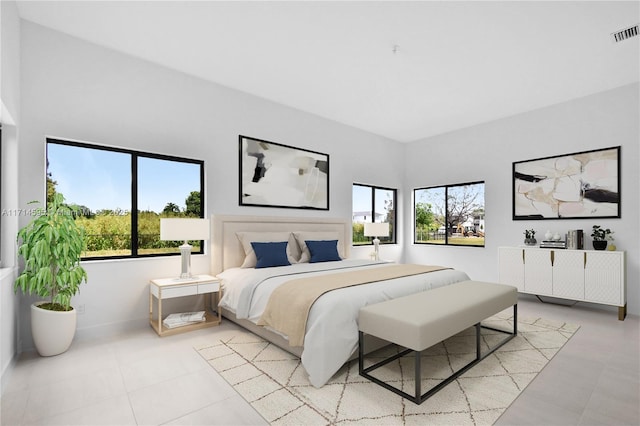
[
  {"x1": 46, "y1": 139, "x2": 204, "y2": 259},
  {"x1": 352, "y1": 183, "x2": 397, "y2": 245},
  {"x1": 414, "y1": 181, "x2": 485, "y2": 247}
]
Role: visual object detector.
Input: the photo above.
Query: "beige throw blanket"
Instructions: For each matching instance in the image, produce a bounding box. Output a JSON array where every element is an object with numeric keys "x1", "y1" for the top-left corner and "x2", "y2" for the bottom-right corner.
[{"x1": 257, "y1": 264, "x2": 450, "y2": 346}]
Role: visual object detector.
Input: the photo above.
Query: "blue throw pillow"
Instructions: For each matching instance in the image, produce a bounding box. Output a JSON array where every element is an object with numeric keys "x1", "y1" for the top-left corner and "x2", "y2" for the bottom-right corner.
[
  {"x1": 306, "y1": 240, "x2": 341, "y2": 263},
  {"x1": 250, "y1": 241, "x2": 291, "y2": 268}
]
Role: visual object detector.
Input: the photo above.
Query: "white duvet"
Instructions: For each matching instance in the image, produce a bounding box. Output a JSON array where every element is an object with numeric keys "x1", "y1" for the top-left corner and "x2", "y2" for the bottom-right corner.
[{"x1": 217, "y1": 259, "x2": 470, "y2": 387}]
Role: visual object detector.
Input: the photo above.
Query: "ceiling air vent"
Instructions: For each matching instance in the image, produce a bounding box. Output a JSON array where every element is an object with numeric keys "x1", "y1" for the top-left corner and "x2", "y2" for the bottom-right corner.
[{"x1": 611, "y1": 24, "x2": 639, "y2": 43}]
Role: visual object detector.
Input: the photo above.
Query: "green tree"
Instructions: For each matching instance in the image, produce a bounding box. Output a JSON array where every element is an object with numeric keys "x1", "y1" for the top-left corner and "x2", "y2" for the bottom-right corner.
[
  {"x1": 46, "y1": 160, "x2": 58, "y2": 205},
  {"x1": 162, "y1": 202, "x2": 181, "y2": 215},
  {"x1": 352, "y1": 222, "x2": 366, "y2": 244},
  {"x1": 447, "y1": 184, "x2": 482, "y2": 231},
  {"x1": 185, "y1": 191, "x2": 201, "y2": 217},
  {"x1": 138, "y1": 210, "x2": 160, "y2": 250},
  {"x1": 69, "y1": 204, "x2": 94, "y2": 219},
  {"x1": 384, "y1": 194, "x2": 395, "y2": 241},
  {"x1": 415, "y1": 202, "x2": 435, "y2": 229}
]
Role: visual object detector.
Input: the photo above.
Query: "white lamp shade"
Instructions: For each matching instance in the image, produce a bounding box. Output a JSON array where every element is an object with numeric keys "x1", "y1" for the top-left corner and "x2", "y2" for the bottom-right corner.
[
  {"x1": 364, "y1": 222, "x2": 390, "y2": 238},
  {"x1": 160, "y1": 218, "x2": 210, "y2": 241}
]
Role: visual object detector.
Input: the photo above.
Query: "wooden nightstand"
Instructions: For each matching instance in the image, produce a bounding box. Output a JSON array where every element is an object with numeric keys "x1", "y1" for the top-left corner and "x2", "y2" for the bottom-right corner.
[{"x1": 149, "y1": 274, "x2": 222, "y2": 336}]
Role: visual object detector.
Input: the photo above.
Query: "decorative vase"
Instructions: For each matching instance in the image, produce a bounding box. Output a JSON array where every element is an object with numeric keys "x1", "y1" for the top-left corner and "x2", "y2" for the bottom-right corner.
[
  {"x1": 552, "y1": 232, "x2": 562, "y2": 241},
  {"x1": 592, "y1": 240, "x2": 607, "y2": 251},
  {"x1": 545, "y1": 230, "x2": 553, "y2": 240},
  {"x1": 524, "y1": 238, "x2": 537, "y2": 246}
]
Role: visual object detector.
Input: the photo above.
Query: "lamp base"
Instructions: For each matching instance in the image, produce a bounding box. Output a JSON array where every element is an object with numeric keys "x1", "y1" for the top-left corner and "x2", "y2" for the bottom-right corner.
[
  {"x1": 373, "y1": 237, "x2": 380, "y2": 261},
  {"x1": 179, "y1": 242, "x2": 193, "y2": 279}
]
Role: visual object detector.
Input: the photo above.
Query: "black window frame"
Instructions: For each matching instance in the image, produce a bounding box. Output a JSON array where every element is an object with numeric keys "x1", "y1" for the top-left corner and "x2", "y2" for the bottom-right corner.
[
  {"x1": 46, "y1": 138, "x2": 205, "y2": 261},
  {"x1": 413, "y1": 180, "x2": 485, "y2": 247},
  {"x1": 352, "y1": 183, "x2": 397, "y2": 245}
]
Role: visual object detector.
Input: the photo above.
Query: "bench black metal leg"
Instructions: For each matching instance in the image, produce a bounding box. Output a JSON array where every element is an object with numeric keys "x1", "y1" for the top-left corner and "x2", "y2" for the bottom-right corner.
[
  {"x1": 414, "y1": 350, "x2": 421, "y2": 403},
  {"x1": 359, "y1": 303, "x2": 518, "y2": 405},
  {"x1": 358, "y1": 331, "x2": 364, "y2": 374},
  {"x1": 476, "y1": 322, "x2": 481, "y2": 359}
]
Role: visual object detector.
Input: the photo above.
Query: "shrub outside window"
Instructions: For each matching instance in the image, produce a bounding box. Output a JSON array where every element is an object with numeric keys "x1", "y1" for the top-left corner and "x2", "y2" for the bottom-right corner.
[
  {"x1": 414, "y1": 181, "x2": 485, "y2": 247},
  {"x1": 46, "y1": 138, "x2": 204, "y2": 259},
  {"x1": 352, "y1": 183, "x2": 397, "y2": 245}
]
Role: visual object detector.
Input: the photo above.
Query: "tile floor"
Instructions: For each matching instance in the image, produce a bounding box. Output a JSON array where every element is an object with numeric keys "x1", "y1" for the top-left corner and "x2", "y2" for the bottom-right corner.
[{"x1": 1, "y1": 295, "x2": 638, "y2": 425}]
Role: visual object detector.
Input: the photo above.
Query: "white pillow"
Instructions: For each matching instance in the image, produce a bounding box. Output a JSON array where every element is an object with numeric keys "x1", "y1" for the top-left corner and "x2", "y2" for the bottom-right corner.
[
  {"x1": 293, "y1": 231, "x2": 342, "y2": 263},
  {"x1": 236, "y1": 232, "x2": 300, "y2": 268}
]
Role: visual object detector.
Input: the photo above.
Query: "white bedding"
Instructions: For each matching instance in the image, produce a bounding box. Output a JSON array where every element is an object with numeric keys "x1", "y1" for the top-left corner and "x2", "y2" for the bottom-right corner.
[{"x1": 218, "y1": 259, "x2": 470, "y2": 387}]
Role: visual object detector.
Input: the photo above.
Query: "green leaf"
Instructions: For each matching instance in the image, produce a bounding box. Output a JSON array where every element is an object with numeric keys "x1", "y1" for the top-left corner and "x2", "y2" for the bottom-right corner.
[{"x1": 14, "y1": 193, "x2": 88, "y2": 305}]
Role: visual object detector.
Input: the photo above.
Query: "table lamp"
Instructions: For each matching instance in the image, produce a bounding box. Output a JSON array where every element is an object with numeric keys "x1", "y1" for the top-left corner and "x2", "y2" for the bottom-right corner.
[
  {"x1": 160, "y1": 218, "x2": 210, "y2": 279},
  {"x1": 364, "y1": 222, "x2": 390, "y2": 261}
]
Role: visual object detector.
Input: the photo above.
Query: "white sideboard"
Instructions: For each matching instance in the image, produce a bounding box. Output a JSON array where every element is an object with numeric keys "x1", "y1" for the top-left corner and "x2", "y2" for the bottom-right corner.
[{"x1": 498, "y1": 247, "x2": 626, "y2": 320}]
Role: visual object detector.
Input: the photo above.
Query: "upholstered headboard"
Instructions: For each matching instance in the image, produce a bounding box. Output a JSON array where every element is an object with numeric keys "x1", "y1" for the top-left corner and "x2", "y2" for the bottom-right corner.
[{"x1": 211, "y1": 214, "x2": 351, "y2": 275}]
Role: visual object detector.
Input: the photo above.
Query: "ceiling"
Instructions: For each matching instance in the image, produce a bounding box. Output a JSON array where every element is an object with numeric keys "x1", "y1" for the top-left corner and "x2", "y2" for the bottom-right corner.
[{"x1": 15, "y1": 1, "x2": 640, "y2": 143}]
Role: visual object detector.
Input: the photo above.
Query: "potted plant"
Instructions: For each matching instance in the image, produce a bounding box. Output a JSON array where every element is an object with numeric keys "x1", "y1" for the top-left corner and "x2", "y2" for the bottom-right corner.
[
  {"x1": 14, "y1": 193, "x2": 88, "y2": 356},
  {"x1": 590, "y1": 225, "x2": 613, "y2": 251},
  {"x1": 523, "y1": 229, "x2": 537, "y2": 245}
]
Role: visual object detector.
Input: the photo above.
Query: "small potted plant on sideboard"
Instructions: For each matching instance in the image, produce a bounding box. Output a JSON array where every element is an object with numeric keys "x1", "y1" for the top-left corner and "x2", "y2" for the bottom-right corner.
[
  {"x1": 590, "y1": 225, "x2": 613, "y2": 251},
  {"x1": 523, "y1": 229, "x2": 537, "y2": 246}
]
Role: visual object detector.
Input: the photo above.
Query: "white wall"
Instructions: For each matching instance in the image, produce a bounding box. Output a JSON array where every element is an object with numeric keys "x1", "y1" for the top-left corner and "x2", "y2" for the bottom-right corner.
[
  {"x1": 404, "y1": 83, "x2": 639, "y2": 316},
  {"x1": 14, "y1": 18, "x2": 638, "y2": 355},
  {"x1": 0, "y1": 0, "x2": 22, "y2": 391},
  {"x1": 17, "y1": 22, "x2": 405, "y2": 348}
]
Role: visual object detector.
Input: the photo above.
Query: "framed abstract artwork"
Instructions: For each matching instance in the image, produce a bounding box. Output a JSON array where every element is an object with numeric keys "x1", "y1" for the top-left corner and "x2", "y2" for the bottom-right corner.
[
  {"x1": 239, "y1": 135, "x2": 329, "y2": 210},
  {"x1": 513, "y1": 146, "x2": 620, "y2": 220}
]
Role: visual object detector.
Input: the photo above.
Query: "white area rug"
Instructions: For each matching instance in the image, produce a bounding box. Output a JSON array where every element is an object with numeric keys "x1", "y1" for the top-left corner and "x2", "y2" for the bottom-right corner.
[{"x1": 196, "y1": 311, "x2": 578, "y2": 425}]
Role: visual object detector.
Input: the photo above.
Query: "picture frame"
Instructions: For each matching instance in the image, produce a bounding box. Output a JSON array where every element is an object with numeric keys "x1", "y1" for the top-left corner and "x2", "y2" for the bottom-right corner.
[
  {"x1": 239, "y1": 135, "x2": 329, "y2": 210},
  {"x1": 513, "y1": 146, "x2": 620, "y2": 220}
]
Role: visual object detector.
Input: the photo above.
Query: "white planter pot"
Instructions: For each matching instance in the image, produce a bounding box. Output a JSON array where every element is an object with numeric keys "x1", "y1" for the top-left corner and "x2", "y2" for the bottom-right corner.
[{"x1": 31, "y1": 302, "x2": 77, "y2": 356}]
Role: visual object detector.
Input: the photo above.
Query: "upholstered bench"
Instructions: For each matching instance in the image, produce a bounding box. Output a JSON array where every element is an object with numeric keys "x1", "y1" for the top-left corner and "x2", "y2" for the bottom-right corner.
[{"x1": 358, "y1": 280, "x2": 518, "y2": 404}]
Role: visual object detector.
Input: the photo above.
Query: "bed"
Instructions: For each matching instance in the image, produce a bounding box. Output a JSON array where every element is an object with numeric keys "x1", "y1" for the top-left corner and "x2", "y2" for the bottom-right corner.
[{"x1": 211, "y1": 214, "x2": 471, "y2": 387}]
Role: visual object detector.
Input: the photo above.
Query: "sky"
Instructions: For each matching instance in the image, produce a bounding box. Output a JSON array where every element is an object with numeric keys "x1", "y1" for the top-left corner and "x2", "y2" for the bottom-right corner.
[
  {"x1": 352, "y1": 185, "x2": 391, "y2": 217},
  {"x1": 47, "y1": 143, "x2": 201, "y2": 213}
]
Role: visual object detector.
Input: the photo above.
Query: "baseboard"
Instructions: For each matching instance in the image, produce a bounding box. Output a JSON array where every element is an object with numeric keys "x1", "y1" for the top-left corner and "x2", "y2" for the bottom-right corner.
[
  {"x1": 74, "y1": 317, "x2": 149, "y2": 342},
  {"x1": 18, "y1": 317, "x2": 150, "y2": 353}
]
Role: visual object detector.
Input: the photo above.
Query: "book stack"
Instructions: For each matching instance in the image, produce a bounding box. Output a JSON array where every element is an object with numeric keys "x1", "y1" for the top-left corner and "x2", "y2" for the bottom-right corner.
[
  {"x1": 566, "y1": 229, "x2": 584, "y2": 250},
  {"x1": 540, "y1": 240, "x2": 567, "y2": 249},
  {"x1": 162, "y1": 311, "x2": 206, "y2": 329}
]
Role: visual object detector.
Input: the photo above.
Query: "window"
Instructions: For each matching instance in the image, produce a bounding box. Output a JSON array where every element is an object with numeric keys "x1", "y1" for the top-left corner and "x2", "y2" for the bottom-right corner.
[
  {"x1": 414, "y1": 181, "x2": 485, "y2": 247},
  {"x1": 46, "y1": 138, "x2": 204, "y2": 259},
  {"x1": 352, "y1": 183, "x2": 396, "y2": 245}
]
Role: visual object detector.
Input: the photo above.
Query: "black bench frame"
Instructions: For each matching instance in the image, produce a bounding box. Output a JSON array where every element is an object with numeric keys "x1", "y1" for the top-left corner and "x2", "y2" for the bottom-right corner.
[{"x1": 358, "y1": 304, "x2": 517, "y2": 405}]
